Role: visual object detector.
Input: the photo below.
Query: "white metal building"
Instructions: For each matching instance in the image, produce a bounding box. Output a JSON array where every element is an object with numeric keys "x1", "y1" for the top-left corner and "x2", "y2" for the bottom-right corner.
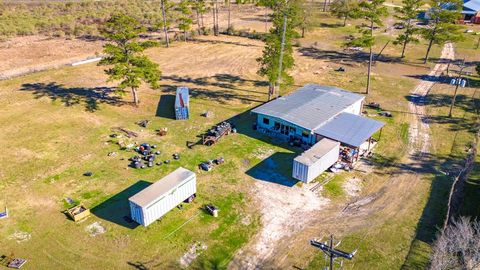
[
  {"x1": 292, "y1": 138, "x2": 340, "y2": 183},
  {"x1": 129, "y1": 167, "x2": 196, "y2": 227},
  {"x1": 252, "y1": 84, "x2": 365, "y2": 145}
]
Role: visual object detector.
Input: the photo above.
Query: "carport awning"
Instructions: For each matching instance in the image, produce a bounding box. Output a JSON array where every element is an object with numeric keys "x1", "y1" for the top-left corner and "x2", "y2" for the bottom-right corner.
[{"x1": 314, "y1": 113, "x2": 385, "y2": 148}]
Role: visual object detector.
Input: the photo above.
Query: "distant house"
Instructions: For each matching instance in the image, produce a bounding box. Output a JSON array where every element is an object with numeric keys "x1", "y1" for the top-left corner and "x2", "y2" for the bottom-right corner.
[
  {"x1": 463, "y1": 0, "x2": 480, "y2": 22},
  {"x1": 252, "y1": 84, "x2": 385, "y2": 183},
  {"x1": 423, "y1": 0, "x2": 480, "y2": 23}
]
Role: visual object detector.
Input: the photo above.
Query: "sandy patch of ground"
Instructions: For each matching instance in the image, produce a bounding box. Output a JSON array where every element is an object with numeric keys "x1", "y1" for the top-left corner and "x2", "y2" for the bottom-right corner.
[
  {"x1": 85, "y1": 222, "x2": 106, "y2": 237},
  {"x1": 179, "y1": 242, "x2": 208, "y2": 268},
  {"x1": 9, "y1": 231, "x2": 31, "y2": 243},
  {"x1": 231, "y1": 158, "x2": 330, "y2": 269},
  {"x1": 343, "y1": 177, "x2": 363, "y2": 197},
  {"x1": 0, "y1": 35, "x2": 103, "y2": 80}
]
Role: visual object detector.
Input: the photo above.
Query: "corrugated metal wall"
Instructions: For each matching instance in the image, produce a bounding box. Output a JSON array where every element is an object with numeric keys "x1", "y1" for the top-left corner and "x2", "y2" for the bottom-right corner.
[
  {"x1": 175, "y1": 87, "x2": 190, "y2": 120},
  {"x1": 292, "y1": 144, "x2": 340, "y2": 183},
  {"x1": 130, "y1": 175, "x2": 197, "y2": 227},
  {"x1": 175, "y1": 107, "x2": 189, "y2": 120}
]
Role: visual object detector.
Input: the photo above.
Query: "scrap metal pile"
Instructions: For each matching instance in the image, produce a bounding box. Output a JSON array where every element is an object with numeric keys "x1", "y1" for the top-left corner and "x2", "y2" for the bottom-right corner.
[
  {"x1": 129, "y1": 143, "x2": 181, "y2": 169},
  {"x1": 129, "y1": 143, "x2": 161, "y2": 169},
  {"x1": 199, "y1": 157, "x2": 225, "y2": 171},
  {"x1": 202, "y1": 122, "x2": 234, "y2": 146}
]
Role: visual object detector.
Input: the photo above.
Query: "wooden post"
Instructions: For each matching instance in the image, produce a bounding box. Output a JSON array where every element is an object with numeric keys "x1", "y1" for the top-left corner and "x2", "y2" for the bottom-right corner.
[{"x1": 367, "y1": 137, "x2": 371, "y2": 152}]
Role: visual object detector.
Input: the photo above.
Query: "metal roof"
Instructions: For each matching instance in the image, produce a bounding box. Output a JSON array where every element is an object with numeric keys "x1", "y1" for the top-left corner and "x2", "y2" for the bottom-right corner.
[
  {"x1": 464, "y1": 0, "x2": 480, "y2": 12},
  {"x1": 294, "y1": 138, "x2": 340, "y2": 166},
  {"x1": 251, "y1": 84, "x2": 365, "y2": 131},
  {"x1": 129, "y1": 167, "x2": 195, "y2": 208},
  {"x1": 175, "y1": 87, "x2": 190, "y2": 108},
  {"x1": 314, "y1": 113, "x2": 385, "y2": 148}
]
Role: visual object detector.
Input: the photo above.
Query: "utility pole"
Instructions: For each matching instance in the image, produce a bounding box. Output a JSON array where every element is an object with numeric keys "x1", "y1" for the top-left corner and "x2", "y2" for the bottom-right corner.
[
  {"x1": 449, "y1": 59, "x2": 466, "y2": 118},
  {"x1": 310, "y1": 235, "x2": 357, "y2": 270},
  {"x1": 276, "y1": 13, "x2": 288, "y2": 98}
]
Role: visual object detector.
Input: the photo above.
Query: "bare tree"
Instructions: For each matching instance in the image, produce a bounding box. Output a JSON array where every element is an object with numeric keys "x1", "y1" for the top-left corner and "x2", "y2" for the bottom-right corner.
[{"x1": 431, "y1": 217, "x2": 480, "y2": 270}]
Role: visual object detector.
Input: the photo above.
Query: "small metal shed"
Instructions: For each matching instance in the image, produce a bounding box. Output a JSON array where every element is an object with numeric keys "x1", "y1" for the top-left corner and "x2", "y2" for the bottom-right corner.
[
  {"x1": 175, "y1": 87, "x2": 190, "y2": 120},
  {"x1": 129, "y1": 167, "x2": 196, "y2": 227},
  {"x1": 292, "y1": 138, "x2": 340, "y2": 183}
]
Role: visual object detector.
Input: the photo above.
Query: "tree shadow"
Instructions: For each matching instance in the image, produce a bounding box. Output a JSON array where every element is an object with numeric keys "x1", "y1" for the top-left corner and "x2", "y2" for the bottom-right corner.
[
  {"x1": 297, "y1": 46, "x2": 402, "y2": 66},
  {"x1": 239, "y1": 14, "x2": 272, "y2": 23},
  {"x1": 319, "y1": 22, "x2": 343, "y2": 28},
  {"x1": 156, "y1": 94, "x2": 176, "y2": 119},
  {"x1": 193, "y1": 38, "x2": 262, "y2": 48},
  {"x1": 404, "y1": 93, "x2": 480, "y2": 133},
  {"x1": 92, "y1": 180, "x2": 152, "y2": 229},
  {"x1": 20, "y1": 82, "x2": 126, "y2": 112},
  {"x1": 161, "y1": 73, "x2": 268, "y2": 104}
]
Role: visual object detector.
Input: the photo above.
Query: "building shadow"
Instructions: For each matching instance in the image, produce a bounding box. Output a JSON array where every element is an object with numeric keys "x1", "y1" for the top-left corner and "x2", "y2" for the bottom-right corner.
[
  {"x1": 92, "y1": 180, "x2": 152, "y2": 229},
  {"x1": 246, "y1": 152, "x2": 299, "y2": 187},
  {"x1": 20, "y1": 82, "x2": 125, "y2": 112},
  {"x1": 156, "y1": 94, "x2": 176, "y2": 119}
]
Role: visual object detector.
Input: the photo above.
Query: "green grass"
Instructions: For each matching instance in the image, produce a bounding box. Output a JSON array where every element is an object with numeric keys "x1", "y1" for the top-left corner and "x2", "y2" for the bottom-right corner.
[{"x1": 323, "y1": 174, "x2": 347, "y2": 198}]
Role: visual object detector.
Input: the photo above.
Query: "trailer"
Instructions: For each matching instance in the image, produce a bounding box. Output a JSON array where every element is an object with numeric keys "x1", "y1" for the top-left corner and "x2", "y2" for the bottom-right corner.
[
  {"x1": 292, "y1": 138, "x2": 340, "y2": 183},
  {"x1": 129, "y1": 167, "x2": 196, "y2": 227},
  {"x1": 202, "y1": 122, "x2": 232, "y2": 146},
  {"x1": 175, "y1": 87, "x2": 190, "y2": 120}
]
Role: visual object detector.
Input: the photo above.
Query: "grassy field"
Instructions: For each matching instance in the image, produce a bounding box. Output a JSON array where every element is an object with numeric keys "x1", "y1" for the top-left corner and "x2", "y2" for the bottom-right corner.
[{"x1": 1, "y1": 4, "x2": 480, "y2": 270}]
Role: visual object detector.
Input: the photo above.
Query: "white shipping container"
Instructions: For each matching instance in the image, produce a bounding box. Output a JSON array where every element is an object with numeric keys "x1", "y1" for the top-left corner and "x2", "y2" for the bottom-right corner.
[
  {"x1": 129, "y1": 167, "x2": 196, "y2": 227},
  {"x1": 292, "y1": 138, "x2": 340, "y2": 183}
]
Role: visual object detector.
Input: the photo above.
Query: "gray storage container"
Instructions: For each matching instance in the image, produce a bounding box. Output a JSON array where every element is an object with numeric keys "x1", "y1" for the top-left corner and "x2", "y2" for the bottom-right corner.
[
  {"x1": 129, "y1": 167, "x2": 196, "y2": 227},
  {"x1": 292, "y1": 138, "x2": 340, "y2": 183}
]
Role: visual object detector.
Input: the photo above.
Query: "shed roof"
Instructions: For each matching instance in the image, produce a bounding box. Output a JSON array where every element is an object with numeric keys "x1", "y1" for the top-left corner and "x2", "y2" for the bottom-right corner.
[
  {"x1": 251, "y1": 84, "x2": 364, "y2": 131},
  {"x1": 175, "y1": 87, "x2": 190, "y2": 108},
  {"x1": 129, "y1": 167, "x2": 195, "y2": 208},
  {"x1": 464, "y1": 0, "x2": 480, "y2": 11},
  {"x1": 294, "y1": 138, "x2": 340, "y2": 166},
  {"x1": 315, "y1": 113, "x2": 385, "y2": 148}
]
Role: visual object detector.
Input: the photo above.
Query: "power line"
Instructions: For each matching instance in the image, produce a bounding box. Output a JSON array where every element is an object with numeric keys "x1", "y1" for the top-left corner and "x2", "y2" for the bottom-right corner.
[{"x1": 310, "y1": 235, "x2": 357, "y2": 270}]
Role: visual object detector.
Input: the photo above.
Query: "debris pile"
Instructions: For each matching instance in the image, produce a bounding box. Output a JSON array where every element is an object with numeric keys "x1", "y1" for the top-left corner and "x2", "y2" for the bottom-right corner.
[
  {"x1": 179, "y1": 242, "x2": 208, "y2": 268},
  {"x1": 136, "y1": 119, "x2": 149, "y2": 128},
  {"x1": 85, "y1": 222, "x2": 106, "y2": 237},
  {"x1": 129, "y1": 143, "x2": 160, "y2": 169},
  {"x1": 202, "y1": 122, "x2": 233, "y2": 146},
  {"x1": 8, "y1": 231, "x2": 31, "y2": 243},
  {"x1": 199, "y1": 157, "x2": 225, "y2": 171},
  {"x1": 157, "y1": 127, "x2": 168, "y2": 136},
  {"x1": 204, "y1": 204, "x2": 219, "y2": 217}
]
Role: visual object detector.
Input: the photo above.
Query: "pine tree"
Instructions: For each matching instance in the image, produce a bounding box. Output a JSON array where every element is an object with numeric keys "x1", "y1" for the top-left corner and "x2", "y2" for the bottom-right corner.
[
  {"x1": 257, "y1": 0, "x2": 301, "y2": 100},
  {"x1": 178, "y1": 0, "x2": 193, "y2": 41},
  {"x1": 393, "y1": 0, "x2": 423, "y2": 58},
  {"x1": 330, "y1": 0, "x2": 359, "y2": 26},
  {"x1": 99, "y1": 14, "x2": 161, "y2": 106},
  {"x1": 421, "y1": 0, "x2": 464, "y2": 63},
  {"x1": 347, "y1": 0, "x2": 388, "y2": 94}
]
